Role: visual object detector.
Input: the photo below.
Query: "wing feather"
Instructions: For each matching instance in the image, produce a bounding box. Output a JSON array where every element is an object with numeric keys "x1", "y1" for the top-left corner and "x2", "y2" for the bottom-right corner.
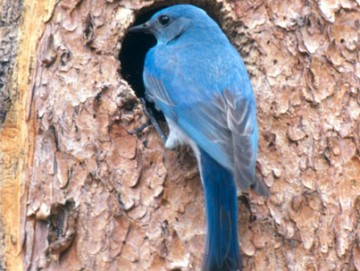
[{"x1": 143, "y1": 47, "x2": 268, "y2": 195}]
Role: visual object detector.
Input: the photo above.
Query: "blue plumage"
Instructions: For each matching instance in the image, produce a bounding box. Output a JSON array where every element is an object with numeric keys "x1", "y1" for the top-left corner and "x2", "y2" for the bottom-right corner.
[{"x1": 130, "y1": 4, "x2": 268, "y2": 270}]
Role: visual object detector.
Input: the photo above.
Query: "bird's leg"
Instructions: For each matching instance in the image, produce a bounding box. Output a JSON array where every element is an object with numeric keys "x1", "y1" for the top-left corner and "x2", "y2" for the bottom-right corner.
[
  {"x1": 127, "y1": 98, "x2": 167, "y2": 144},
  {"x1": 127, "y1": 122, "x2": 151, "y2": 136},
  {"x1": 239, "y1": 195, "x2": 256, "y2": 222}
]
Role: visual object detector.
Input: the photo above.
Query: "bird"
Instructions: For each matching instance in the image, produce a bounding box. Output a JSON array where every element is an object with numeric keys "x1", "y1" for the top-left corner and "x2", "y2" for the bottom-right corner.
[{"x1": 129, "y1": 4, "x2": 269, "y2": 271}]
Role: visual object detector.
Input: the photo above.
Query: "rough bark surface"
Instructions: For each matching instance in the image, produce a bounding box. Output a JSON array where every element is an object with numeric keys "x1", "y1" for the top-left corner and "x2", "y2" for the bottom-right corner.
[
  {"x1": 0, "y1": 0, "x2": 21, "y2": 126},
  {"x1": 1, "y1": 0, "x2": 360, "y2": 270},
  {"x1": 0, "y1": 0, "x2": 24, "y2": 270}
]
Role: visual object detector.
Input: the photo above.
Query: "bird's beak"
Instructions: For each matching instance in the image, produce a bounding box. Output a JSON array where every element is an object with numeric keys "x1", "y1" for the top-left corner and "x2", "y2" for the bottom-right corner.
[{"x1": 128, "y1": 23, "x2": 152, "y2": 34}]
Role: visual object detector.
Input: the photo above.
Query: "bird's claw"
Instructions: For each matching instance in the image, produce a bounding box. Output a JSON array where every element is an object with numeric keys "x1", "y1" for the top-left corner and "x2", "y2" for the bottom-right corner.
[
  {"x1": 239, "y1": 195, "x2": 256, "y2": 222},
  {"x1": 127, "y1": 98, "x2": 167, "y2": 144},
  {"x1": 127, "y1": 122, "x2": 151, "y2": 136}
]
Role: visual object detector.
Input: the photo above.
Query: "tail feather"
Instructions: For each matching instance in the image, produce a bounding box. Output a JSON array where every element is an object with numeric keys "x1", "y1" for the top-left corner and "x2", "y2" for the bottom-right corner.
[{"x1": 199, "y1": 149, "x2": 242, "y2": 271}]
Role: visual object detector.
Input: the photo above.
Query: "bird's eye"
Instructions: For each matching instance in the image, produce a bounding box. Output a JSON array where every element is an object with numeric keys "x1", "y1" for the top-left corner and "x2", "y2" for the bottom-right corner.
[{"x1": 158, "y1": 15, "x2": 170, "y2": 26}]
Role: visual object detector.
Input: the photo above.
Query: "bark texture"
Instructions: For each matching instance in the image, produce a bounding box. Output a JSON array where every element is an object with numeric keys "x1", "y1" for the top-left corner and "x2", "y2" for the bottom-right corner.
[
  {"x1": 0, "y1": 0, "x2": 360, "y2": 270},
  {"x1": 0, "y1": 0, "x2": 25, "y2": 270}
]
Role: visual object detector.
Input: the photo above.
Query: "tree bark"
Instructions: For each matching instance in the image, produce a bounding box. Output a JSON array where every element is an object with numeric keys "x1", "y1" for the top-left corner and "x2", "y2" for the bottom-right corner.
[{"x1": 1, "y1": 0, "x2": 360, "y2": 270}]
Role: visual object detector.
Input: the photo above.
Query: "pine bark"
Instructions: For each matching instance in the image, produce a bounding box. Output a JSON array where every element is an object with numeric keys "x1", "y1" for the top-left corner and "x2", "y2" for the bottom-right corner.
[{"x1": 0, "y1": 0, "x2": 360, "y2": 270}]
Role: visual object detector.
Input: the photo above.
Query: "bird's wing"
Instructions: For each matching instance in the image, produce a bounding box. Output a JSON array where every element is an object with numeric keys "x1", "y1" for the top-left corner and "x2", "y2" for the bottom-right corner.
[
  {"x1": 144, "y1": 48, "x2": 267, "y2": 194},
  {"x1": 144, "y1": 65, "x2": 233, "y2": 167},
  {"x1": 223, "y1": 88, "x2": 258, "y2": 191},
  {"x1": 180, "y1": 87, "x2": 259, "y2": 191},
  {"x1": 143, "y1": 72, "x2": 174, "y2": 107}
]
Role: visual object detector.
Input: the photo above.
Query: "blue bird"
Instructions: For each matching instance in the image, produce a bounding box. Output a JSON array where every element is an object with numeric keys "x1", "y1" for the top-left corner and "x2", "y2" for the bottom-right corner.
[{"x1": 129, "y1": 4, "x2": 269, "y2": 271}]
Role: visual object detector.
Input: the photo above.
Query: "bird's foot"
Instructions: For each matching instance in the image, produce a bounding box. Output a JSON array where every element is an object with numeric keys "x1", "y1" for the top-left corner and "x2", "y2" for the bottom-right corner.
[
  {"x1": 127, "y1": 121, "x2": 151, "y2": 136},
  {"x1": 127, "y1": 98, "x2": 167, "y2": 144},
  {"x1": 239, "y1": 195, "x2": 256, "y2": 222}
]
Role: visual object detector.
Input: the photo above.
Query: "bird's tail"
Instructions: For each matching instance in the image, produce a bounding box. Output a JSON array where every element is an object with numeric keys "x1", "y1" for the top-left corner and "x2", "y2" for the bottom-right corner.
[{"x1": 199, "y1": 149, "x2": 242, "y2": 271}]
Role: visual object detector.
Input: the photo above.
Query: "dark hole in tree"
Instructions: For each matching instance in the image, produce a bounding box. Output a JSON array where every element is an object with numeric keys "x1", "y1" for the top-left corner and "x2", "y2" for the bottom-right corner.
[
  {"x1": 119, "y1": 6, "x2": 165, "y2": 120},
  {"x1": 119, "y1": 2, "x2": 225, "y2": 121}
]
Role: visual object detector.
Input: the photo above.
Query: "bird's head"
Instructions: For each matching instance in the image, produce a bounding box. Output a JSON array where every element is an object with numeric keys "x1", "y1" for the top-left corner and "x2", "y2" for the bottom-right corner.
[{"x1": 129, "y1": 5, "x2": 215, "y2": 44}]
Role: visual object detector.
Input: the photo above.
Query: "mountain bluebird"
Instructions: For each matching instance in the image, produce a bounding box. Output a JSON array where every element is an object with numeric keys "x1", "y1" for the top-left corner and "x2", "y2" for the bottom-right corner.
[{"x1": 129, "y1": 4, "x2": 269, "y2": 271}]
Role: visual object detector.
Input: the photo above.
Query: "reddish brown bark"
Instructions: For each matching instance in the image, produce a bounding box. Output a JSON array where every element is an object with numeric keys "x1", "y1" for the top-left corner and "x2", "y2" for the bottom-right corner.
[{"x1": 1, "y1": 0, "x2": 360, "y2": 270}]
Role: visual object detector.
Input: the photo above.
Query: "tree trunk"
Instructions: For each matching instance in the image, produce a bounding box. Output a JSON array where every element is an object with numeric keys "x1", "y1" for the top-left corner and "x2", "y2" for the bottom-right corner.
[{"x1": 1, "y1": 0, "x2": 359, "y2": 270}]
